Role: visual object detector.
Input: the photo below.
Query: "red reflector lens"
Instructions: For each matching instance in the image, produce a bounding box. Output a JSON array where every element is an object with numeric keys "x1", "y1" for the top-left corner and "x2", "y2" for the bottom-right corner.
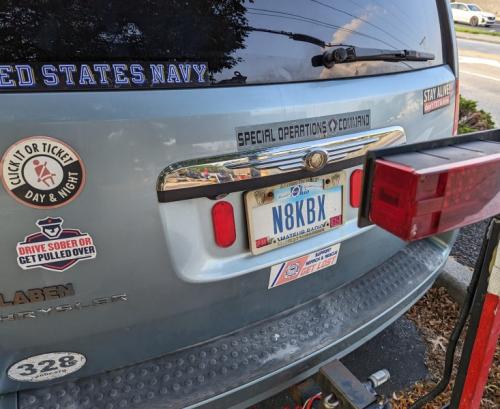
[
  {"x1": 212, "y1": 201, "x2": 236, "y2": 248},
  {"x1": 369, "y1": 156, "x2": 500, "y2": 241},
  {"x1": 350, "y1": 169, "x2": 364, "y2": 208}
]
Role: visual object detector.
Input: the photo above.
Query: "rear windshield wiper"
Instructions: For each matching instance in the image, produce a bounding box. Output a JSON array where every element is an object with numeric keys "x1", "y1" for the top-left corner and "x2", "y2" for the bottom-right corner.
[
  {"x1": 246, "y1": 27, "x2": 434, "y2": 69},
  {"x1": 312, "y1": 46, "x2": 435, "y2": 68}
]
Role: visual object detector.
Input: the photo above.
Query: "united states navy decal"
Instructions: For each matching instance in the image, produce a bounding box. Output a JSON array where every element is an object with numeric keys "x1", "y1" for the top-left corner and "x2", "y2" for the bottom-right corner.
[{"x1": 0, "y1": 62, "x2": 208, "y2": 92}]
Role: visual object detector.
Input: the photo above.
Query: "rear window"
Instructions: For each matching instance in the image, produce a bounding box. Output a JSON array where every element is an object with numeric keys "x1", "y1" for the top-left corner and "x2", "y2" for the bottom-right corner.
[{"x1": 0, "y1": 0, "x2": 444, "y2": 88}]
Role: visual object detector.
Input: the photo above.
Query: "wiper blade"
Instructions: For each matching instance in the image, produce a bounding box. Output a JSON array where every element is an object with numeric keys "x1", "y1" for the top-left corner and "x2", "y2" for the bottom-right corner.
[
  {"x1": 247, "y1": 26, "x2": 328, "y2": 47},
  {"x1": 311, "y1": 46, "x2": 435, "y2": 68},
  {"x1": 244, "y1": 29, "x2": 434, "y2": 68}
]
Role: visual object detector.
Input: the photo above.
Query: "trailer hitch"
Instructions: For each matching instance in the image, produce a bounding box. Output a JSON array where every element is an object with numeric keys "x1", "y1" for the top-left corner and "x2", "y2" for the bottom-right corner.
[
  {"x1": 290, "y1": 361, "x2": 391, "y2": 409},
  {"x1": 316, "y1": 360, "x2": 391, "y2": 409}
]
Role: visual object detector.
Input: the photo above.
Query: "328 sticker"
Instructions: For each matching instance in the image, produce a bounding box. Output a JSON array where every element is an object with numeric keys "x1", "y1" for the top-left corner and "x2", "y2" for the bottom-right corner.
[
  {"x1": 8, "y1": 352, "x2": 86, "y2": 382},
  {"x1": 1, "y1": 136, "x2": 85, "y2": 208}
]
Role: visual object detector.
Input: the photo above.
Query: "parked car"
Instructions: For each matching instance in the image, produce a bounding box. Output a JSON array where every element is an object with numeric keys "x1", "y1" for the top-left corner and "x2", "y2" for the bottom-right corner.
[
  {"x1": 0, "y1": 1, "x2": 458, "y2": 408},
  {"x1": 451, "y1": 2, "x2": 496, "y2": 26}
]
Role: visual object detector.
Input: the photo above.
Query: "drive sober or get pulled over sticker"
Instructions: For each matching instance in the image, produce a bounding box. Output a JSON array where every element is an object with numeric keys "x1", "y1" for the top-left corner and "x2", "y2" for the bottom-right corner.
[
  {"x1": 423, "y1": 82, "x2": 453, "y2": 114},
  {"x1": 16, "y1": 217, "x2": 96, "y2": 272}
]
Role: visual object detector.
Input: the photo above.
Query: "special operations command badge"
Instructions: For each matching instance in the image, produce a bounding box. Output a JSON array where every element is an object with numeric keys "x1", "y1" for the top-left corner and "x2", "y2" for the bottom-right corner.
[{"x1": 1, "y1": 136, "x2": 85, "y2": 208}]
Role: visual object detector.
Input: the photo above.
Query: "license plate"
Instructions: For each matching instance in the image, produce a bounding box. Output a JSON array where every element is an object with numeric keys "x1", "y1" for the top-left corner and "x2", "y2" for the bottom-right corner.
[{"x1": 245, "y1": 173, "x2": 344, "y2": 255}]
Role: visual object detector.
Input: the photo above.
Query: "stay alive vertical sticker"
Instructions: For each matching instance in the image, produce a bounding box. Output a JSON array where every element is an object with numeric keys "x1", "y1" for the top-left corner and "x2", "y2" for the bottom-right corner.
[
  {"x1": 16, "y1": 217, "x2": 97, "y2": 272},
  {"x1": 1, "y1": 136, "x2": 85, "y2": 208}
]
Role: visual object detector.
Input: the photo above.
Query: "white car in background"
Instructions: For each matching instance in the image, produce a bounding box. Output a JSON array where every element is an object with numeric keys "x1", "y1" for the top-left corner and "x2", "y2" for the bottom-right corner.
[{"x1": 451, "y1": 2, "x2": 496, "y2": 26}]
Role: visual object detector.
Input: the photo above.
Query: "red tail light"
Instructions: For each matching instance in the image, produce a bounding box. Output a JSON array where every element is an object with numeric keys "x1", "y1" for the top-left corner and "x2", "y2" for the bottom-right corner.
[
  {"x1": 212, "y1": 201, "x2": 236, "y2": 247},
  {"x1": 453, "y1": 79, "x2": 460, "y2": 136},
  {"x1": 350, "y1": 169, "x2": 364, "y2": 208},
  {"x1": 369, "y1": 154, "x2": 500, "y2": 241}
]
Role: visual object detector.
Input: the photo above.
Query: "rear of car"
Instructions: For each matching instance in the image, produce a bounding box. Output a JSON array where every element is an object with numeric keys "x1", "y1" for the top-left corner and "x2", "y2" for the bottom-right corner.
[
  {"x1": 451, "y1": 2, "x2": 496, "y2": 26},
  {"x1": 0, "y1": 1, "x2": 458, "y2": 408}
]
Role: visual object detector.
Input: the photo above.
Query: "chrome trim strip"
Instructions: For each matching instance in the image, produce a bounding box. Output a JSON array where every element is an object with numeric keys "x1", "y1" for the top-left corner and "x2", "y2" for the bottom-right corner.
[{"x1": 157, "y1": 126, "x2": 406, "y2": 198}]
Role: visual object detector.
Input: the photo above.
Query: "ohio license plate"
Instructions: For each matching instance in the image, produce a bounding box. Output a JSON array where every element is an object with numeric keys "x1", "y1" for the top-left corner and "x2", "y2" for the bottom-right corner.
[{"x1": 245, "y1": 173, "x2": 344, "y2": 255}]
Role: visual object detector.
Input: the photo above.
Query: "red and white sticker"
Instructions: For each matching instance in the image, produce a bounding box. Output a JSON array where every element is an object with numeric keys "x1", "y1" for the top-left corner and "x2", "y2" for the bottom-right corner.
[
  {"x1": 16, "y1": 217, "x2": 96, "y2": 272},
  {"x1": 423, "y1": 82, "x2": 453, "y2": 114},
  {"x1": 268, "y1": 244, "x2": 340, "y2": 289}
]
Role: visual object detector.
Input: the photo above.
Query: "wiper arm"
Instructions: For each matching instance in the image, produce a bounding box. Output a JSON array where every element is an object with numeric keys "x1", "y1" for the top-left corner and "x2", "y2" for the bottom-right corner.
[
  {"x1": 247, "y1": 26, "x2": 328, "y2": 47},
  {"x1": 244, "y1": 29, "x2": 434, "y2": 68},
  {"x1": 311, "y1": 46, "x2": 435, "y2": 68}
]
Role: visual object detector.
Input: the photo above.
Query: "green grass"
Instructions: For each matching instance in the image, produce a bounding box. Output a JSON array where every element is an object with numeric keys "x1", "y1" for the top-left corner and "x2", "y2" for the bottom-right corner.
[
  {"x1": 455, "y1": 24, "x2": 500, "y2": 37},
  {"x1": 458, "y1": 96, "x2": 495, "y2": 134}
]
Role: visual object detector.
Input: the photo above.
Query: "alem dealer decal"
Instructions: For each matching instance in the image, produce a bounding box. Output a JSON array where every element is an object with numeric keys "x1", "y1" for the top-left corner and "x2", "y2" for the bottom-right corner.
[
  {"x1": 16, "y1": 217, "x2": 96, "y2": 272},
  {"x1": 1, "y1": 136, "x2": 85, "y2": 208},
  {"x1": 0, "y1": 283, "x2": 75, "y2": 308}
]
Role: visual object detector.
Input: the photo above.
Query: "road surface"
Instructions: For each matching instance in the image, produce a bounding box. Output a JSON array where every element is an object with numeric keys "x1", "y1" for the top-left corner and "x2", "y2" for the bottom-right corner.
[
  {"x1": 458, "y1": 37, "x2": 500, "y2": 125},
  {"x1": 490, "y1": 23, "x2": 500, "y2": 32},
  {"x1": 456, "y1": 21, "x2": 500, "y2": 32}
]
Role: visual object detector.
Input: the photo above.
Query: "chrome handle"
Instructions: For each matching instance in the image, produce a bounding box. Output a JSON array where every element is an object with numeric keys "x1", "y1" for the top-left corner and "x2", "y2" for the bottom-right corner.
[{"x1": 157, "y1": 126, "x2": 406, "y2": 203}]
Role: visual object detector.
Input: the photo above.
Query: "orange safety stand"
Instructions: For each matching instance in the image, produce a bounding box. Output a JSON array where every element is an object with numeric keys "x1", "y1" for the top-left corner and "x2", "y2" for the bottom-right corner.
[{"x1": 449, "y1": 216, "x2": 500, "y2": 409}]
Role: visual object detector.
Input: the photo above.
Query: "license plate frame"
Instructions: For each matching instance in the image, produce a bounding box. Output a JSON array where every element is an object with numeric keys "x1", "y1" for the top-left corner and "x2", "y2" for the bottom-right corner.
[{"x1": 245, "y1": 172, "x2": 345, "y2": 255}]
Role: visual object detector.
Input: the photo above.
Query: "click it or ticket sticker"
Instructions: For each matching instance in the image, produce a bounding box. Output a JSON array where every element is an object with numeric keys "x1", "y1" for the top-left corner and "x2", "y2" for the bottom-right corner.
[
  {"x1": 1, "y1": 136, "x2": 85, "y2": 209},
  {"x1": 268, "y1": 244, "x2": 340, "y2": 289}
]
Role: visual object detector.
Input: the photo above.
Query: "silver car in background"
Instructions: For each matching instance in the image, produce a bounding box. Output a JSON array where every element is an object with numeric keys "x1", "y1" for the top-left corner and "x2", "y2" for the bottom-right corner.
[
  {"x1": 451, "y1": 2, "x2": 496, "y2": 26},
  {"x1": 0, "y1": 1, "x2": 458, "y2": 408}
]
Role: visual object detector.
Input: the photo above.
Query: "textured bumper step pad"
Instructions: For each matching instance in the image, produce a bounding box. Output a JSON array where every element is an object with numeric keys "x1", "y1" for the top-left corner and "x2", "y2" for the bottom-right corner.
[{"x1": 19, "y1": 240, "x2": 445, "y2": 409}]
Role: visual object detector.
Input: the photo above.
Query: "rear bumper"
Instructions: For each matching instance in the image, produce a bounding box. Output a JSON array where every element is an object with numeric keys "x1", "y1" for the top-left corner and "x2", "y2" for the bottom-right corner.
[{"x1": 14, "y1": 237, "x2": 450, "y2": 409}]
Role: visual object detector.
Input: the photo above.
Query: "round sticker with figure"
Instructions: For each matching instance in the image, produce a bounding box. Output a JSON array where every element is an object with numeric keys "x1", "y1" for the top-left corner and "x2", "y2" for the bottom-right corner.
[{"x1": 1, "y1": 136, "x2": 85, "y2": 208}]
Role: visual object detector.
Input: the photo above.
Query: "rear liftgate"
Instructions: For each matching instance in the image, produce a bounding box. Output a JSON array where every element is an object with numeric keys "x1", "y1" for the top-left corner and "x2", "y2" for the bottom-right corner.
[{"x1": 300, "y1": 129, "x2": 500, "y2": 409}]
